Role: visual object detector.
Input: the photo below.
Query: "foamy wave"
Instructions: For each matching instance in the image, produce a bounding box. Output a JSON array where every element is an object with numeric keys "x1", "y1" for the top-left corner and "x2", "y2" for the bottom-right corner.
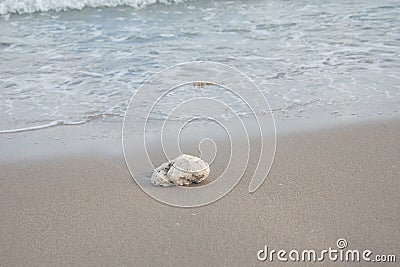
[
  {"x1": 0, "y1": 120, "x2": 87, "y2": 133},
  {"x1": 0, "y1": 113, "x2": 123, "y2": 133},
  {"x1": 0, "y1": 0, "x2": 189, "y2": 15}
]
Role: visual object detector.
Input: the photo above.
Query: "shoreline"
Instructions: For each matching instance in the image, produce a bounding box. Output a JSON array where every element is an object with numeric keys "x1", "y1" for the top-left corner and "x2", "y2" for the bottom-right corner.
[
  {"x1": 1, "y1": 116, "x2": 399, "y2": 265},
  {"x1": 1, "y1": 114, "x2": 399, "y2": 162}
]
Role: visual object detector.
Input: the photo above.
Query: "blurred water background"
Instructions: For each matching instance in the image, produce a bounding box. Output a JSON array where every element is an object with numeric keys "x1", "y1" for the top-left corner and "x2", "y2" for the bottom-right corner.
[{"x1": 0, "y1": 0, "x2": 399, "y2": 132}]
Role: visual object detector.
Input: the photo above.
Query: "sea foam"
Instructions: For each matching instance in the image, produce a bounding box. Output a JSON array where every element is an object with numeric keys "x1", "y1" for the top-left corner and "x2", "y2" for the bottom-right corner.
[{"x1": 0, "y1": 0, "x2": 190, "y2": 15}]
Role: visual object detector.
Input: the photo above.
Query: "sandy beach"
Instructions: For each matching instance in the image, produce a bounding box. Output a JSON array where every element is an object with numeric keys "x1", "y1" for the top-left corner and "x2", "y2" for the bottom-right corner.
[
  {"x1": 1, "y1": 118, "x2": 399, "y2": 266},
  {"x1": 1, "y1": 0, "x2": 400, "y2": 265}
]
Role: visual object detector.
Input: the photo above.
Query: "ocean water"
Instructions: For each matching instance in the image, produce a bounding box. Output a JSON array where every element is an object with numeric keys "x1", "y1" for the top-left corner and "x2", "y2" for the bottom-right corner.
[{"x1": 1, "y1": 0, "x2": 400, "y2": 132}]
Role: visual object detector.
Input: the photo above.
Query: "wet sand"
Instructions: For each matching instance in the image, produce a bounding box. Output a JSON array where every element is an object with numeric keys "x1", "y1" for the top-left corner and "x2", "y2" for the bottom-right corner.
[{"x1": 0, "y1": 118, "x2": 399, "y2": 266}]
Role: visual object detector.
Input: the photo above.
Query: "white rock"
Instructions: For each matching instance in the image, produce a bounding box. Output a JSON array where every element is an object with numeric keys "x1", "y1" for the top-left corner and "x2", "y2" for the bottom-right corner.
[{"x1": 151, "y1": 154, "x2": 210, "y2": 186}]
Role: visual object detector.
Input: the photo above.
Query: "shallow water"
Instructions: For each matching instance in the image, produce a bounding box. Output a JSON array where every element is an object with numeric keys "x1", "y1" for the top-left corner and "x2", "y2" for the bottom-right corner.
[{"x1": 1, "y1": 0, "x2": 399, "y2": 132}]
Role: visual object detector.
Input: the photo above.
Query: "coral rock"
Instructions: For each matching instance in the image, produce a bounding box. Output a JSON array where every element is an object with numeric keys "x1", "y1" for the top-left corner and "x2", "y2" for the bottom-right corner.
[{"x1": 151, "y1": 154, "x2": 210, "y2": 186}]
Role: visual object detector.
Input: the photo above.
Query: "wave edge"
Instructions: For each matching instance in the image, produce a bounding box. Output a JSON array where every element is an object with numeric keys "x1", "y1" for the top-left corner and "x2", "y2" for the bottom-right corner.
[{"x1": 0, "y1": 0, "x2": 190, "y2": 15}]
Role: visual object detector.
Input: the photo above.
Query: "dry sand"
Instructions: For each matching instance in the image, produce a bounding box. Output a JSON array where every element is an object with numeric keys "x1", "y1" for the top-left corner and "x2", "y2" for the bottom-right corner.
[{"x1": 0, "y1": 118, "x2": 399, "y2": 266}]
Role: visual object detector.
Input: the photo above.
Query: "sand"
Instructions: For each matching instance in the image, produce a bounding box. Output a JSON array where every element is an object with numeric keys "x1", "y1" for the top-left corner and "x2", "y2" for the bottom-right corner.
[{"x1": 0, "y1": 118, "x2": 399, "y2": 266}]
